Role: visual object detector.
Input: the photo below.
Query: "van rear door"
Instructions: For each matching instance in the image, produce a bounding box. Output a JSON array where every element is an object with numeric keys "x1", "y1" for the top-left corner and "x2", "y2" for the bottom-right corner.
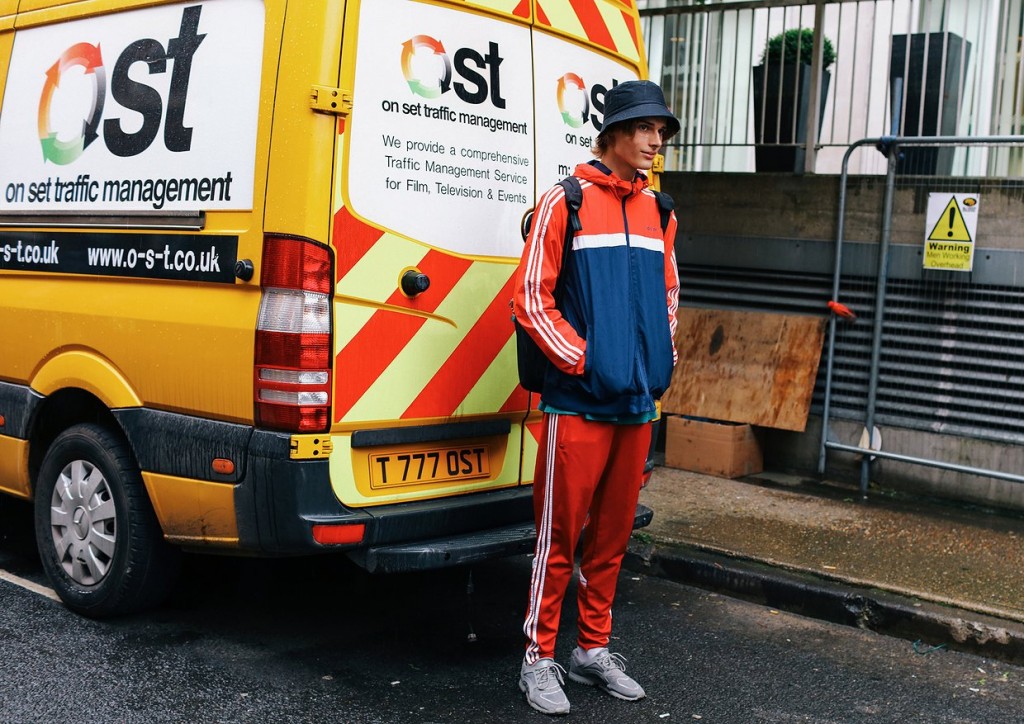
[
  {"x1": 330, "y1": 0, "x2": 535, "y2": 510},
  {"x1": 330, "y1": 0, "x2": 646, "y2": 511}
]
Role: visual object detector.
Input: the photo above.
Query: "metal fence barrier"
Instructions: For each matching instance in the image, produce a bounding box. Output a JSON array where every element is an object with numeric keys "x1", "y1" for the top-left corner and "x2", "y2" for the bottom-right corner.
[{"x1": 818, "y1": 135, "x2": 1024, "y2": 496}]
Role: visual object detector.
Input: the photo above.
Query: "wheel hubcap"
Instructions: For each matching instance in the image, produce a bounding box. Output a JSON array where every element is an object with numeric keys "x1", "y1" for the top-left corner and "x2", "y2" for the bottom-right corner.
[
  {"x1": 50, "y1": 459, "x2": 117, "y2": 586},
  {"x1": 72, "y1": 507, "x2": 89, "y2": 539}
]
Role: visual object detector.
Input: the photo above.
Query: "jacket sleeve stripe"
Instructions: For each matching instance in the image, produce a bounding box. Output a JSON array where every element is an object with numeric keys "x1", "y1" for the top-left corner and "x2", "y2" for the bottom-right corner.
[
  {"x1": 665, "y1": 213, "x2": 680, "y2": 364},
  {"x1": 522, "y1": 186, "x2": 585, "y2": 366}
]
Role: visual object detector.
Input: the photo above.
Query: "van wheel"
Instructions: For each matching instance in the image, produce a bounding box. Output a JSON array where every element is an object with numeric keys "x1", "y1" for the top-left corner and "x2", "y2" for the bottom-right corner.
[{"x1": 34, "y1": 423, "x2": 180, "y2": 617}]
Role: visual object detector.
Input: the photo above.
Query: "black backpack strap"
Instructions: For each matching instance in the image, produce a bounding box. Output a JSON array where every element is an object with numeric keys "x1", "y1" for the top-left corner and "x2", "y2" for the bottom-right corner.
[
  {"x1": 653, "y1": 189, "x2": 674, "y2": 234},
  {"x1": 557, "y1": 177, "x2": 583, "y2": 235},
  {"x1": 552, "y1": 177, "x2": 582, "y2": 302},
  {"x1": 512, "y1": 176, "x2": 583, "y2": 393},
  {"x1": 519, "y1": 175, "x2": 584, "y2": 242},
  {"x1": 517, "y1": 176, "x2": 582, "y2": 301}
]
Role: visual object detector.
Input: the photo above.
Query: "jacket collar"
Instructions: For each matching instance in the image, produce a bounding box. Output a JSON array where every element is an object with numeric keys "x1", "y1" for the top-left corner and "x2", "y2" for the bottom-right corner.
[{"x1": 574, "y1": 160, "x2": 649, "y2": 198}]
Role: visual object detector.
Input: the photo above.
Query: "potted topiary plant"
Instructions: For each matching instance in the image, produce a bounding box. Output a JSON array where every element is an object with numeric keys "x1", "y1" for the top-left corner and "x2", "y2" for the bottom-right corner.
[
  {"x1": 889, "y1": 32, "x2": 971, "y2": 175},
  {"x1": 752, "y1": 28, "x2": 836, "y2": 172}
]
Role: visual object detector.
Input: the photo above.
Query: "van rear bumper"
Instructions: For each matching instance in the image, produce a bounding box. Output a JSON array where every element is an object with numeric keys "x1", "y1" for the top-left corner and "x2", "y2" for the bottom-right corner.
[
  {"x1": 349, "y1": 503, "x2": 654, "y2": 574},
  {"x1": 239, "y1": 429, "x2": 540, "y2": 560},
  {"x1": 115, "y1": 412, "x2": 542, "y2": 561},
  {"x1": 114, "y1": 413, "x2": 654, "y2": 571},
  {"x1": 242, "y1": 429, "x2": 653, "y2": 570}
]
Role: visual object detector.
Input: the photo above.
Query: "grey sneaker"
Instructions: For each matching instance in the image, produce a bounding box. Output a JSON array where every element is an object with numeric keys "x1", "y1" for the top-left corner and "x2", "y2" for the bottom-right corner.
[
  {"x1": 519, "y1": 658, "x2": 571, "y2": 715},
  {"x1": 568, "y1": 647, "x2": 646, "y2": 701}
]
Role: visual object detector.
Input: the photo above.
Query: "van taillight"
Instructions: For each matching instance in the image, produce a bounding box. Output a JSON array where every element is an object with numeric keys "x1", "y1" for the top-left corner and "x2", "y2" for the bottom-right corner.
[{"x1": 255, "y1": 236, "x2": 333, "y2": 432}]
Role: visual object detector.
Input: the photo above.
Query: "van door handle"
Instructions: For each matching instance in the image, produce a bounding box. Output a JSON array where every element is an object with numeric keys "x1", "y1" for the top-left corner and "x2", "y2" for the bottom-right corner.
[{"x1": 401, "y1": 270, "x2": 430, "y2": 296}]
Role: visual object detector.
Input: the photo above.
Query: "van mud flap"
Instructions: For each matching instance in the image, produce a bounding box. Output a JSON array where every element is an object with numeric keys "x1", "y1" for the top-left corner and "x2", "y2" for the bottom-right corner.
[{"x1": 350, "y1": 504, "x2": 653, "y2": 574}]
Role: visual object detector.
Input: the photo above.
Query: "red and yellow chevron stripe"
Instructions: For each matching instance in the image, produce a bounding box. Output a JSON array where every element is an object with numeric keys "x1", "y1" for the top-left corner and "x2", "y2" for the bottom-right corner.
[
  {"x1": 534, "y1": 0, "x2": 641, "y2": 63},
  {"x1": 456, "y1": 0, "x2": 531, "y2": 18},
  {"x1": 521, "y1": 415, "x2": 544, "y2": 484},
  {"x1": 331, "y1": 206, "x2": 529, "y2": 425},
  {"x1": 330, "y1": 94, "x2": 531, "y2": 429}
]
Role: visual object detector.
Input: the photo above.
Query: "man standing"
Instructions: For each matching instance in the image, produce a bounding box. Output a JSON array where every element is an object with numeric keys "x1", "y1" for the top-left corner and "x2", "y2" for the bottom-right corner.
[{"x1": 513, "y1": 80, "x2": 681, "y2": 715}]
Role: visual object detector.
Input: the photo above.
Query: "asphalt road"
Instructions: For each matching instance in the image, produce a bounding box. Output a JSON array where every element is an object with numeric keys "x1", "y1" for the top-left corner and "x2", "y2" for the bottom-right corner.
[{"x1": 2, "y1": 498, "x2": 1024, "y2": 723}]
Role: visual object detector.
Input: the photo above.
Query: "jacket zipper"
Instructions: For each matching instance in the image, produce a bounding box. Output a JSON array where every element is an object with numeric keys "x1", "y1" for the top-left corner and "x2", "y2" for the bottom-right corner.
[{"x1": 621, "y1": 192, "x2": 652, "y2": 402}]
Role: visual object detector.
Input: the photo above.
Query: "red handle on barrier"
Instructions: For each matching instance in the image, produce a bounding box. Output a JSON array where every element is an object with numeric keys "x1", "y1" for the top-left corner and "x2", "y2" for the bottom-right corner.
[{"x1": 828, "y1": 300, "x2": 857, "y2": 320}]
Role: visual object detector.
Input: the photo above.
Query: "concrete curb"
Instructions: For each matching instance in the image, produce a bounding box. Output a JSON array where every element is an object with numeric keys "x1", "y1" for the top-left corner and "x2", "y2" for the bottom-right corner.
[{"x1": 624, "y1": 540, "x2": 1024, "y2": 666}]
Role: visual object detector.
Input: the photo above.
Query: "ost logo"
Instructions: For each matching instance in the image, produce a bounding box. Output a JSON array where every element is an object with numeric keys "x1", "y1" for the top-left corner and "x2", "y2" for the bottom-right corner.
[
  {"x1": 556, "y1": 73, "x2": 621, "y2": 131},
  {"x1": 556, "y1": 73, "x2": 587, "y2": 128},
  {"x1": 400, "y1": 34, "x2": 506, "y2": 108},
  {"x1": 37, "y1": 43, "x2": 106, "y2": 165},
  {"x1": 36, "y1": 6, "x2": 205, "y2": 165}
]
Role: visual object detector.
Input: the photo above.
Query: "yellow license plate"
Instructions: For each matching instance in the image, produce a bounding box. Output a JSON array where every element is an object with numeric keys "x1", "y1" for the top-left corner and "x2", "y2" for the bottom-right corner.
[{"x1": 369, "y1": 445, "x2": 490, "y2": 488}]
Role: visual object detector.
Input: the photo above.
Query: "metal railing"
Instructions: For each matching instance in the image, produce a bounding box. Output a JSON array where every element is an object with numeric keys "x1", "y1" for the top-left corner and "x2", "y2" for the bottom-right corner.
[
  {"x1": 818, "y1": 135, "x2": 1024, "y2": 496},
  {"x1": 639, "y1": 0, "x2": 1024, "y2": 175}
]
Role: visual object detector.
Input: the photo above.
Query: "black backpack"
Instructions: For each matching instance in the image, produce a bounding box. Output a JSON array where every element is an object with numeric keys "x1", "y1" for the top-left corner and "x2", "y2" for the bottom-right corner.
[{"x1": 513, "y1": 177, "x2": 674, "y2": 393}]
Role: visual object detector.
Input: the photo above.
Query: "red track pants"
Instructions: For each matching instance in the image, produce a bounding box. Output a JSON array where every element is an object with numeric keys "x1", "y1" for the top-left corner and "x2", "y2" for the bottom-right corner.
[{"x1": 523, "y1": 412, "x2": 651, "y2": 664}]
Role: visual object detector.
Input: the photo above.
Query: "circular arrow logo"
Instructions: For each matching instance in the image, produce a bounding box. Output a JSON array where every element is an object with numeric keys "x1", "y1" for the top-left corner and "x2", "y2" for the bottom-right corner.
[
  {"x1": 37, "y1": 42, "x2": 106, "y2": 165},
  {"x1": 557, "y1": 73, "x2": 588, "y2": 129},
  {"x1": 401, "y1": 35, "x2": 451, "y2": 99}
]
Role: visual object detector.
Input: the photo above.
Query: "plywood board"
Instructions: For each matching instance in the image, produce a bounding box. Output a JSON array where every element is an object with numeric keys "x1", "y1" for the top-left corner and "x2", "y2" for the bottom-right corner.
[{"x1": 661, "y1": 309, "x2": 827, "y2": 432}]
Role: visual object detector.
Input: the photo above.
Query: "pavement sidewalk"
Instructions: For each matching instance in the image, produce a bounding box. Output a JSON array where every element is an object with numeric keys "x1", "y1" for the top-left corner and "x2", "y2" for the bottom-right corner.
[{"x1": 628, "y1": 465, "x2": 1024, "y2": 664}]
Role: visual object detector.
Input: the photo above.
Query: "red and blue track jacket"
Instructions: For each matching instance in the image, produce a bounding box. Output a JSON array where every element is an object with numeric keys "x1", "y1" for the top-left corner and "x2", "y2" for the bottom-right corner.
[{"x1": 513, "y1": 161, "x2": 680, "y2": 417}]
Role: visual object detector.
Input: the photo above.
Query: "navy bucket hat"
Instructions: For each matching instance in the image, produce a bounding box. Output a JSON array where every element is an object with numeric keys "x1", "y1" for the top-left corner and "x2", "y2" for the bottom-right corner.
[{"x1": 601, "y1": 80, "x2": 680, "y2": 139}]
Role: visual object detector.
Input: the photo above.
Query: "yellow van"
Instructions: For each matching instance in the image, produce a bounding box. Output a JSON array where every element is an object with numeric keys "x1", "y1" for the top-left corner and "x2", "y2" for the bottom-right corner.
[{"x1": 0, "y1": 0, "x2": 654, "y2": 616}]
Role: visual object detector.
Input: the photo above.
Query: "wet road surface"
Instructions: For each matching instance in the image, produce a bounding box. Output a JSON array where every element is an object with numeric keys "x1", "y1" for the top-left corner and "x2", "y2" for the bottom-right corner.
[{"x1": 2, "y1": 497, "x2": 1024, "y2": 722}]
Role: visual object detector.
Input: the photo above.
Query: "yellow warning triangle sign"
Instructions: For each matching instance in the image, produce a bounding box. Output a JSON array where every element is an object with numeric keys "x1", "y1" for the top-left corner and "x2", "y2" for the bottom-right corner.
[{"x1": 927, "y1": 197, "x2": 972, "y2": 243}]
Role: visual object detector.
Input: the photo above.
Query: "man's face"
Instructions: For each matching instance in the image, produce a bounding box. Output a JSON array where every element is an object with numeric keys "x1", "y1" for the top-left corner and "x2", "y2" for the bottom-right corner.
[{"x1": 603, "y1": 117, "x2": 669, "y2": 179}]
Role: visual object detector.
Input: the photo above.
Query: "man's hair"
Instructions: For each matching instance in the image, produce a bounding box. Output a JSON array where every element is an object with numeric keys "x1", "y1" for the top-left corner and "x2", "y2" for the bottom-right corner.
[{"x1": 591, "y1": 118, "x2": 643, "y2": 157}]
